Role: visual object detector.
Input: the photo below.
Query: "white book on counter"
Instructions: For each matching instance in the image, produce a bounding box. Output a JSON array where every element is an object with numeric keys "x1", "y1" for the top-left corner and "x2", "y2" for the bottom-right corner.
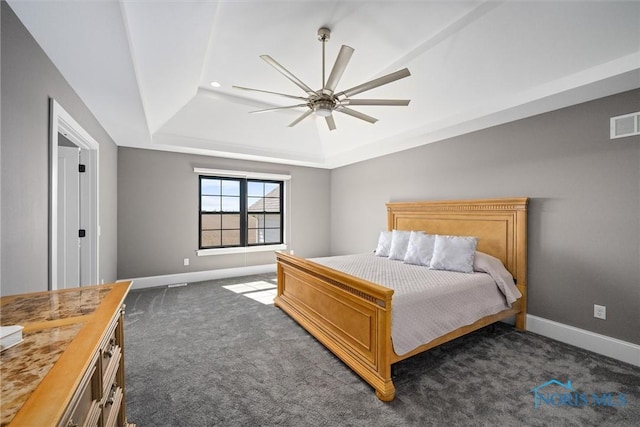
[{"x1": 1, "y1": 325, "x2": 24, "y2": 352}]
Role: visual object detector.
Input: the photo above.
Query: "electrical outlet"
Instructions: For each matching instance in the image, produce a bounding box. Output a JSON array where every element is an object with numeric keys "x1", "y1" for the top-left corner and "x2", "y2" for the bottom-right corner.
[
  {"x1": 594, "y1": 304, "x2": 606, "y2": 320},
  {"x1": 183, "y1": 258, "x2": 189, "y2": 266}
]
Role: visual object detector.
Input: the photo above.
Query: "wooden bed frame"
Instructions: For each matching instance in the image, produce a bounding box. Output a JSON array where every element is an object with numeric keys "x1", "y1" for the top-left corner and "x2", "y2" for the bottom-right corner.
[{"x1": 274, "y1": 198, "x2": 528, "y2": 401}]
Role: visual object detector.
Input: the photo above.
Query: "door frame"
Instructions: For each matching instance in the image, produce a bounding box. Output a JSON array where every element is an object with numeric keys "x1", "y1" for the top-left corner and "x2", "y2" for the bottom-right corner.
[{"x1": 49, "y1": 99, "x2": 99, "y2": 290}]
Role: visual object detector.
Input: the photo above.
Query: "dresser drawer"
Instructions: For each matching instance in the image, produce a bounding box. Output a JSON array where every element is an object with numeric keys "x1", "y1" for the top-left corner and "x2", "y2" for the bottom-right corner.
[
  {"x1": 101, "y1": 385, "x2": 123, "y2": 427},
  {"x1": 61, "y1": 364, "x2": 100, "y2": 427},
  {"x1": 100, "y1": 321, "x2": 120, "y2": 379},
  {"x1": 101, "y1": 344, "x2": 121, "y2": 398}
]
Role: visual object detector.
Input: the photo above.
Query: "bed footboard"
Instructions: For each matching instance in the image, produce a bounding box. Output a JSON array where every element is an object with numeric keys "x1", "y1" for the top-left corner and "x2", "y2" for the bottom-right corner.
[{"x1": 274, "y1": 251, "x2": 396, "y2": 401}]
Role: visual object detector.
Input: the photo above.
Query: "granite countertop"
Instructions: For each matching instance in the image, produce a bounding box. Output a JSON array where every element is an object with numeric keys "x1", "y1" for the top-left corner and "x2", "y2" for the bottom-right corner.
[{"x1": 0, "y1": 285, "x2": 121, "y2": 426}]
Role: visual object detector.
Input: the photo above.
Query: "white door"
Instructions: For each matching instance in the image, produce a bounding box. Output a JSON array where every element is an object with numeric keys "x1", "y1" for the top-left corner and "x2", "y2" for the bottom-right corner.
[
  {"x1": 79, "y1": 148, "x2": 93, "y2": 286},
  {"x1": 58, "y1": 146, "x2": 80, "y2": 289}
]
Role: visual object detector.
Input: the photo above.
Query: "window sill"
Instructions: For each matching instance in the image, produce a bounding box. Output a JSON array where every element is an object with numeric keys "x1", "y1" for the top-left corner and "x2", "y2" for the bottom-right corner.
[{"x1": 196, "y1": 244, "x2": 288, "y2": 257}]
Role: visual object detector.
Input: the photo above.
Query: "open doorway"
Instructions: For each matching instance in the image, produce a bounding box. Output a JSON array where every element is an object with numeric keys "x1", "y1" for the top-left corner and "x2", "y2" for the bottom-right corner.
[{"x1": 49, "y1": 99, "x2": 99, "y2": 290}]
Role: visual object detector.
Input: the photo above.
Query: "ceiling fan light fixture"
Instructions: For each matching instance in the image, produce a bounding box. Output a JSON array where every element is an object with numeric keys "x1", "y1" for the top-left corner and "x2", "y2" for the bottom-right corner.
[{"x1": 313, "y1": 99, "x2": 334, "y2": 117}]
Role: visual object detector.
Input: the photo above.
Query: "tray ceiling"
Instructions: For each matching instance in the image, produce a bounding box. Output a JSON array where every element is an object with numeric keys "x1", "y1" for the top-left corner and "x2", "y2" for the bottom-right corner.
[{"x1": 7, "y1": 0, "x2": 640, "y2": 168}]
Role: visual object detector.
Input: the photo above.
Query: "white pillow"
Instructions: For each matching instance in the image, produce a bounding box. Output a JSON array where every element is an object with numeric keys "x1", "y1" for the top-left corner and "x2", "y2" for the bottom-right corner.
[
  {"x1": 375, "y1": 231, "x2": 393, "y2": 257},
  {"x1": 404, "y1": 232, "x2": 436, "y2": 266},
  {"x1": 388, "y1": 230, "x2": 412, "y2": 261},
  {"x1": 429, "y1": 235, "x2": 478, "y2": 273}
]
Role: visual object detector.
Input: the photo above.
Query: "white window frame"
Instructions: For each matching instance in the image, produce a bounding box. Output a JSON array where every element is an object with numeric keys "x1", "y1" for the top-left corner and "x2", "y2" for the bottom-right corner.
[{"x1": 194, "y1": 168, "x2": 291, "y2": 256}]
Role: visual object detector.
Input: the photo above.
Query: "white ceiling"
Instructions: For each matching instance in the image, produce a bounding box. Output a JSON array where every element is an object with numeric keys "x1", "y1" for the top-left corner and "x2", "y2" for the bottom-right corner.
[{"x1": 8, "y1": 0, "x2": 640, "y2": 169}]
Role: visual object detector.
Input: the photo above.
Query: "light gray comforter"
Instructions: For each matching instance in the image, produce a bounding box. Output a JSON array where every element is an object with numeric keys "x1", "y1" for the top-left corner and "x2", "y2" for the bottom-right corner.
[{"x1": 312, "y1": 253, "x2": 521, "y2": 356}]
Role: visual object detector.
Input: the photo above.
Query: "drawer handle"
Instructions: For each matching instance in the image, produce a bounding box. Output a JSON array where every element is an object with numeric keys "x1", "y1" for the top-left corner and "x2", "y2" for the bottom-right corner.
[
  {"x1": 104, "y1": 338, "x2": 116, "y2": 358},
  {"x1": 105, "y1": 384, "x2": 117, "y2": 406}
]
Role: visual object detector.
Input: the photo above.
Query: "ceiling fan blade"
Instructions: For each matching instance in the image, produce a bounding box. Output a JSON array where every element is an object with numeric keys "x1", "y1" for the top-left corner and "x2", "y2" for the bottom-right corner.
[
  {"x1": 232, "y1": 86, "x2": 309, "y2": 102},
  {"x1": 261, "y1": 55, "x2": 316, "y2": 96},
  {"x1": 323, "y1": 45, "x2": 354, "y2": 95},
  {"x1": 325, "y1": 114, "x2": 336, "y2": 131},
  {"x1": 339, "y1": 99, "x2": 410, "y2": 106},
  {"x1": 335, "y1": 106, "x2": 378, "y2": 124},
  {"x1": 288, "y1": 109, "x2": 314, "y2": 127},
  {"x1": 250, "y1": 104, "x2": 309, "y2": 114},
  {"x1": 336, "y1": 68, "x2": 411, "y2": 99}
]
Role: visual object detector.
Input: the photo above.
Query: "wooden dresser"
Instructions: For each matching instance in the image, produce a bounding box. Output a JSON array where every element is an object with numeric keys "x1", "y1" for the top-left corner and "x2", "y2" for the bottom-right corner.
[{"x1": 0, "y1": 282, "x2": 134, "y2": 427}]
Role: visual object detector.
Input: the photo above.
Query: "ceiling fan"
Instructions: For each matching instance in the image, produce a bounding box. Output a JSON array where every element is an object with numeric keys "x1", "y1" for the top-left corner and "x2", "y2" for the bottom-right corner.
[{"x1": 233, "y1": 28, "x2": 411, "y2": 131}]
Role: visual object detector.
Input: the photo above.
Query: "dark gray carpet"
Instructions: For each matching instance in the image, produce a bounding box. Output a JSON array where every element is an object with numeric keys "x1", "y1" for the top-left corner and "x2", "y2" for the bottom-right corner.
[{"x1": 124, "y1": 274, "x2": 640, "y2": 426}]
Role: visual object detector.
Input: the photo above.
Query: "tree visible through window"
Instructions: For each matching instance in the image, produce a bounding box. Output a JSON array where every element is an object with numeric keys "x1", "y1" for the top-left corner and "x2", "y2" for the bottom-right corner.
[{"x1": 199, "y1": 176, "x2": 283, "y2": 249}]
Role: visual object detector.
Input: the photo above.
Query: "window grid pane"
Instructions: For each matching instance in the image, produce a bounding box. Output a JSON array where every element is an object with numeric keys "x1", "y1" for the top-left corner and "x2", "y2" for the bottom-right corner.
[
  {"x1": 221, "y1": 196, "x2": 240, "y2": 212},
  {"x1": 201, "y1": 179, "x2": 221, "y2": 195},
  {"x1": 201, "y1": 230, "x2": 221, "y2": 247},
  {"x1": 264, "y1": 229, "x2": 281, "y2": 243},
  {"x1": 247, "y1": 181, "x2": 264, "y2": 197},
  {"x1": 263, "y1": 214, "x2": 280, "y2": 228},
  {"x1": 201, "y1": 214, "x2": 221, "y2": 229},
  {"x1": 221, "y1": 214, "x2": 241, "y2": 229},
  {"x1": 264, "y1": 197, "x2": 280, "y2": 212},
  {"x1": 221, "y1": 180, "x2": 240, "y2": 196},
  {"x1": 247, "y1": 197, "x2": 264, "y2": 212},
  {"x1": 201, "y1": 195, "x2": 221, "y2": 212}
]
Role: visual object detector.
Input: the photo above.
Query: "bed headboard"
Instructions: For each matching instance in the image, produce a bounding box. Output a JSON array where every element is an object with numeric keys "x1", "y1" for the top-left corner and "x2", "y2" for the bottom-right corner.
[{"x1": 386, "y1": 198, "x2": 528, "y2": 293}]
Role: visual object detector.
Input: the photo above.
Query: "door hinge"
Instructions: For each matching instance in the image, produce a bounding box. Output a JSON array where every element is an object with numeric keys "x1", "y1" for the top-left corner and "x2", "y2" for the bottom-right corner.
[
  {"x1": 79, "y1": 164, "x2": 86, "y2": 173},
  {"x1": 79, "y1": 229, "x2": 86, "y2": 238}
]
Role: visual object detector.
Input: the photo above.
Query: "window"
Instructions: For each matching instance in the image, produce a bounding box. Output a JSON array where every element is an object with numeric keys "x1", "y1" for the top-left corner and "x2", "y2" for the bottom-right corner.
[{"x1": 199, "y1": 176, "x2": 283, "y2": 249}]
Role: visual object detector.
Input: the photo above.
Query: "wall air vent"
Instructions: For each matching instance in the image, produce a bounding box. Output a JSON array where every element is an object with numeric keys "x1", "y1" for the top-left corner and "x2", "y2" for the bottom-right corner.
[{"x1": 610, "y1": 112, "x2": 640, "y2": 139}]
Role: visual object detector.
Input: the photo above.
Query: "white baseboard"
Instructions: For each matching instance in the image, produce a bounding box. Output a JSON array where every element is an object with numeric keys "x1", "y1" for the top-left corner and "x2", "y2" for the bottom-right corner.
[
  {"x1": 526, "y1": 314, "x2": 640, "y2": 367},
  {"x1": 121, "y1": 264, "x2": 277, "y2": 291}
]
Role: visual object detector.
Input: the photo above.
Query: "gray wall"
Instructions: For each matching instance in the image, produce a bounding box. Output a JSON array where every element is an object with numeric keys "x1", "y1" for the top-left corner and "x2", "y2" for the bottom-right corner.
[
  {"x1": 117, "y1": 147, "x2": 330, "y2": 279},
  {"x1": 1, "y1": 2, "x2": 119, "y2": 295},
  {"x1": 330, "y1": 89, "x2": 640, "y2": 345}
]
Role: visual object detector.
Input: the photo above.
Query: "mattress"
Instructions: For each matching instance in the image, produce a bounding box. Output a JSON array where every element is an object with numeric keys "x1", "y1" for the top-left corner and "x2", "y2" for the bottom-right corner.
[{"x1": 312, "y1": 253, "x2": 516, "y2": 356}]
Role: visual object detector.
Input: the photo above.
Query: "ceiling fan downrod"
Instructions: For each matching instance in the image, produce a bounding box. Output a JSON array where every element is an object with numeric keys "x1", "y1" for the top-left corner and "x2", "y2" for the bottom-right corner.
[
  {"x1": 318, "y1": 27, "x2": 331, "y2": 90},
  {"x1": 316, "y1": 27, "x2": 334, "y2": 116}
]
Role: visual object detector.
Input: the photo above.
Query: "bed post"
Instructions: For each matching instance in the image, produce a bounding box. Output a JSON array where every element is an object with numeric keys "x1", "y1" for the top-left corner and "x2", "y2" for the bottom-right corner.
[
  {"x1": 514, "y1": 200, "x2": 528, "y2": 331},
  {"x1": 375, "y1": 295, "x2": 395, "y2": 401}
]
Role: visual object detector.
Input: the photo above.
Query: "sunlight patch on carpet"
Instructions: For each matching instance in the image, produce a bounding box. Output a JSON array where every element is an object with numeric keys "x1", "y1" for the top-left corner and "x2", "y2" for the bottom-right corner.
[{"x1": 222, "y1": 281, "x2": 277, "y2": 305}]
